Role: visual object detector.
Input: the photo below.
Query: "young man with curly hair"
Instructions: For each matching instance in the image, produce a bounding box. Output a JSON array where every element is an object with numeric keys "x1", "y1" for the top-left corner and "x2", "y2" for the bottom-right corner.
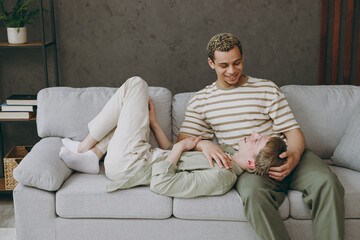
[{"x1": 177, "y1": 33, "x2": 344, "y2": 240}]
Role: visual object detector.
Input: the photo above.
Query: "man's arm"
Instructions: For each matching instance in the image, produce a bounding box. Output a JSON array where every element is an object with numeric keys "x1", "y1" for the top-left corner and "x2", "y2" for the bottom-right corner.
[
  {"x1": 177, "y1": 133, "x2": 232, "y2": 169},
  {"x1": 150, "y1": 138, "x2": 236, "y2": 198},
  {"x1": 165, "y1": 137, "x2": 201, "y2": 165},
  {"x1": 149, "y1": 97, "x2": 171, "y2": 150},
  {"x1": 268, "y1": 128, "x2": 305, "y2": 181}
]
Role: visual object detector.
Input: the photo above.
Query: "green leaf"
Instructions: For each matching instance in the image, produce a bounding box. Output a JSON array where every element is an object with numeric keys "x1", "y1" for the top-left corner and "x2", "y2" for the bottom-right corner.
[{"x1": 0, "y1": 0, "x2": 39, "y2": 27}]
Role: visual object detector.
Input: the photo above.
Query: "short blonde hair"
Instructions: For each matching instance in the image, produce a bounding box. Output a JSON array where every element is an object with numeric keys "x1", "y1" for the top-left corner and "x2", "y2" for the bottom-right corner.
[
  {"x1": 207, "y1": 33, "x2": 243, "y2": 62},
  {"x1": 253, "y1": 137, "x2": 287, "y2": 178},
  {"x1": 248, "y1": 137, "x2": 288, "y2": 190}
]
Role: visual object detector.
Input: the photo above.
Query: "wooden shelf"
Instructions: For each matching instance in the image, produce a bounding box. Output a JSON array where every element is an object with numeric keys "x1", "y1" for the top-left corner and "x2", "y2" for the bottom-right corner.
[
  {"x1": 0, "y1": 117, "x2": 36, "y2": 122},
  {"x1": 0, "y1": 41, "x2": 55, "y2": 48}
]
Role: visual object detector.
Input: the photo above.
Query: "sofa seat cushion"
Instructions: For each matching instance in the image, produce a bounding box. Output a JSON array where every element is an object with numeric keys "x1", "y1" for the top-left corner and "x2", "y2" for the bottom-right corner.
[
  {"x1": 56, "y1": 169, "x2": 172, "y2": 219},
  {"x1": 173, "y1": 189, "x2": 289, "y2": 221},
  {"x1": 289, "y1": 166, "x2": 360, "y2": 219}
]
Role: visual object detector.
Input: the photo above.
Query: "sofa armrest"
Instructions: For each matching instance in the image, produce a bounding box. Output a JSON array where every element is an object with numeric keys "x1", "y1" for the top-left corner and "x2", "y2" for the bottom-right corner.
[
  {"x1": 13, "y1": 137, "x2": 72, "y2": 191},
  {"x1": 14, "y1": 183, "x2": 56, "y2": 240}
]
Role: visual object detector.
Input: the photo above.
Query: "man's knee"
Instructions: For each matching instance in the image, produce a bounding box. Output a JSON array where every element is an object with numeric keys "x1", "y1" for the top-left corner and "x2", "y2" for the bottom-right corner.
[
  {"x1": 315, "y1": 171, "x2": 344, "y2": 197},
  {"x1": 237, "y1": 183, "x2": 275, "y2": 208},
  {"x1": 240, "y1": 186, "x2": 265, "y2": 203},
  {"x1": 236, "y1": 175, "x2": 286, "y2": 211},
  {"x1": 127, "y1": 76, "x2": 147, "y2": 88}
]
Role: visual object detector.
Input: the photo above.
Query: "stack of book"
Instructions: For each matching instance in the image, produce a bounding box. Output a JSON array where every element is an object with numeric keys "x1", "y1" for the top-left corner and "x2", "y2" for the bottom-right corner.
[{"x1": 0, "y1": 95, "x2": 37, "y2": 120}]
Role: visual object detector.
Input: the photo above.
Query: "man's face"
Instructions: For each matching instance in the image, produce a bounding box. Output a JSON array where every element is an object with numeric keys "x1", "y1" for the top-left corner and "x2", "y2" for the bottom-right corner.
[
  {"x1": 208, "y1": 46, "x2": 244, "y2": 88},
  {"x1": 236, "y1": 132, "x2": 270, "y2": 171}
]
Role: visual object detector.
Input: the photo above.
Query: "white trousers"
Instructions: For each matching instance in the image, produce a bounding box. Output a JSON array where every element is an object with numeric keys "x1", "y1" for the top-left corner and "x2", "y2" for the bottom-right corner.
[{"x1": 88, "y1": 77, "x2": 152, "y2": 181}]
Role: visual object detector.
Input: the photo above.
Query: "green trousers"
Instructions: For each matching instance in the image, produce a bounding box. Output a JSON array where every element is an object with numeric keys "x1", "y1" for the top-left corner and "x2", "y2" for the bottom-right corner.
[{"x1": 236, "y1": 150, "x2": 345, "y2": 240}]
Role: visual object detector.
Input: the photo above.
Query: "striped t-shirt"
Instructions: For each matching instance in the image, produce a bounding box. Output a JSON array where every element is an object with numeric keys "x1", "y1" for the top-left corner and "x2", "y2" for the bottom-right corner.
[{"x1": 179, "y1": 76, "x2": 299, "y2": 149}]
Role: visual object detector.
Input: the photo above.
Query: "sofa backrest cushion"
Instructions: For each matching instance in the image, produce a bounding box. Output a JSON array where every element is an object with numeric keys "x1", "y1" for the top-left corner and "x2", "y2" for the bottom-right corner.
[
  {"x1": 331, "y1": 106, "x2": 360, "y2": 171},
  {"x1": 37, "y1": 86, "x2": 172, "y2": 148},
  {"x1": 281, "y1": 85, "x2": 360, "y2": 158},
  {"x1": 172, "y1": 92, "x2": 195, "y2": 142},
  {"x1": 172, "y1": 85, "x2": 360, "y2": 159},
  {"x1": 172, "y1": 92, "x2": 220, "y2": 145}
]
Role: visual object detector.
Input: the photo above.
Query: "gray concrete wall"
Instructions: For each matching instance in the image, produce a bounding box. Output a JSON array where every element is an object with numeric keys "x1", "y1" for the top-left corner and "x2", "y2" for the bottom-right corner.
[
  {"x1": 0, "y1": 0, "x2": 322, "y2": 176},
  {"x1": 55, "y1": 0, "x2": 321, "y2": 91},
  {"x1": 1, "y1": 0, "x2": 322, "y2": 96}
]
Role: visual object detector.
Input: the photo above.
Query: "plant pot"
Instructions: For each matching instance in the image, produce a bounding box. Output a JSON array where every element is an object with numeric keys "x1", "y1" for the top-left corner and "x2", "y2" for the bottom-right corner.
[{"x1": 7, "y1": 27, "x2": 27, "y2": 44}]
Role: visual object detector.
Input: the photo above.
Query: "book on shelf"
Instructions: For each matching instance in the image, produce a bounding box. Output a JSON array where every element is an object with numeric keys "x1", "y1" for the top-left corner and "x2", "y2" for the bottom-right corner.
[
  {"x1": 6, "y1": 94, "x2": 37, "y2": 106},
  {"x1": 0, "y1": 111, "x2": 36, "y2": 119},
  {"x1": 1, "y1": 102, "x2": 35, "y2": 112}
]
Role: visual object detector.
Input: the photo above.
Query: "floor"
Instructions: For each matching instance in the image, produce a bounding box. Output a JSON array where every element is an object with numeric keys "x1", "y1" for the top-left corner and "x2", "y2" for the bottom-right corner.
[{"x1": 0, "y1": 193, "x2": 16, "y2": 240}]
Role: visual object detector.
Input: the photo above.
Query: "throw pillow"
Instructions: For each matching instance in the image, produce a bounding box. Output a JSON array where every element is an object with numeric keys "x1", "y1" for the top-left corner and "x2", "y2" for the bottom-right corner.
[
  {"x1": 331, "y1": 106, "x2": 360, "y2": 171},
  {"x1": 13, "y1": 137, "x2": 72, "y2": 191}
]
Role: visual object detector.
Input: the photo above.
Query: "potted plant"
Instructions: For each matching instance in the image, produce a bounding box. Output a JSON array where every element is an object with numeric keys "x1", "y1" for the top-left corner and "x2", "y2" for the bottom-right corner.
[{"x1": 0, "y1": 0, "x2": 40, "y2": 44}]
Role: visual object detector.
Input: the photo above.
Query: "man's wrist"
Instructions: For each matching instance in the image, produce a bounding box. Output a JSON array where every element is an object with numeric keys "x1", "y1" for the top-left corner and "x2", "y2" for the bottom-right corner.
[
  {"x1": 291, "y1": 148, "x2": 303, "y2": 160},
  {"x1": 287, "y1": 149, "x2": 302, "y2": 166},
  {"x1": 195, "y1": 139, "x2": 209, "y2": 151},
  {"x1": 173, "y1": 142, "x2": 186, "y2": 152}
]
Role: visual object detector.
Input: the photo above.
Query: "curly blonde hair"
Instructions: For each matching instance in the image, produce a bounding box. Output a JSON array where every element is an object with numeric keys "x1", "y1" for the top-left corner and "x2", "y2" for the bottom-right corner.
[{"x1": 206, "y1": 33, "x2": 243, "y2": 62}]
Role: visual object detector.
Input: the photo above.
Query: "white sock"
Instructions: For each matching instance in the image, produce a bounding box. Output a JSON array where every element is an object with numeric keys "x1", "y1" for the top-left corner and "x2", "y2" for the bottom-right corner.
[
  {"x1": 59, "y1": 146, "x2": 100, "y2": 174},
  {"x1": 62, "y1": 138, "x2": 80, "y2": 153}
]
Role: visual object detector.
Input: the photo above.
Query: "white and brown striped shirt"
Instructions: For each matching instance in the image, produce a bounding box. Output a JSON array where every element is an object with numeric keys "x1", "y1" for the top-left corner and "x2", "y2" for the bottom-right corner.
[{"x1": 179, "y1": 76, "x2": 299, "y2": 149}]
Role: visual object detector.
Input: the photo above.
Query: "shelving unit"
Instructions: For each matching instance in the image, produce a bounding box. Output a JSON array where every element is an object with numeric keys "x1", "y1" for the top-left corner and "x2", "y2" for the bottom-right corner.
[
  {"x1": 0, "y1": 119, "x2": 37, "y2": 193},
  {"x1": 0, "y1": 178, "x2": 6, "y2": 193},
  {"x1": 0, "y1": 0, "x2": 59, "y2": 87},
  {"x1": 0, "y1": 41, "x2": 53, "y2": 47},
  {"x1": 0, "y1": 0, "x2": 59, "y2": 192}
]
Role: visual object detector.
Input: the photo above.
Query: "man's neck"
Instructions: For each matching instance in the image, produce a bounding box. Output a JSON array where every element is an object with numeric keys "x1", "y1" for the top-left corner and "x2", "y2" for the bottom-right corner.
[{"x1": 231, "y1": 151, "x2": 245, "y2": 170}]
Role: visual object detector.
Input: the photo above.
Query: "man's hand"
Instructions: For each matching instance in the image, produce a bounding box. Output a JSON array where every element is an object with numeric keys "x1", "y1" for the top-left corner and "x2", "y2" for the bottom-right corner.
[
  {"x1": 166, "y1": 137, "x2": 202, "y2": 165},
  {"x1": 268, "y1": 150, "x2": 301, "y2": 181},
  {"x1": 177, "y1": 136, "x2": 202, "y2": 151},
  {"x1": 148, "y1": 97, "x2": 158, "y2": 128},
  {"x1": 197, "y1": 140, "x2": 232, "y2": 169},
  {"x1": 269, "y1": 128, "x2": 305, "y2": 181}
]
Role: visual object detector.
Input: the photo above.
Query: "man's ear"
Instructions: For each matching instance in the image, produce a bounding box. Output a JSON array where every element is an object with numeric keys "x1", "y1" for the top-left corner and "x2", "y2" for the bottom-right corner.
[
  {"x1": 208, "y1": 58, "x2": 215, "y2": 69},
  {"x1": 247, "y1": 159, "x2": 256, "y2": 169}
]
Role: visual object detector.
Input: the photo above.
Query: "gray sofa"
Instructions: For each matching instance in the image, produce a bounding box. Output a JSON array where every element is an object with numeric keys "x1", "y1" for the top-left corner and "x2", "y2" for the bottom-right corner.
[{"x1": 13, "y1": 83, "x2": 360, "y2": 240}]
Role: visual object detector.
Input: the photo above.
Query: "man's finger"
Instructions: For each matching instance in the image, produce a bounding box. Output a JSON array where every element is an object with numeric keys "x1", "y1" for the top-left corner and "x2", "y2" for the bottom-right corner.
[
  {"x1": 279, "y1": 151, "x2": 288, "y2": 158},
  {"x1": 216, "y1": 152, "x2": 231, "y2": 169},
  {"x1": 270, "y1": 175, "x2": 284, "y2": 181},
  {"x1": 194, "y1": 136, "x2": 202, "y2": 144},
  {"x1": 269, "y1": 170, "x2": 281, "y2": 177},
  {"x1": 205, "y1": 154, "x2": 214, "y2": 167},
  {"x1": 269, "y1": 172, "x2": 287, "y2": 181},
  {"x1": 269, "y1": 166, "x2": 282, "y2": 172},
  {"x1": 212, "y1": 154, "x2": 224, "y2": 168},
  {"x1": 270, "y1": 167, "x2": 289, "y2": 178},
  {"x1": 270, "y1": 161, "x2": 290, "y2": 171},
  {"x1": 269, "y1": 175, "x2": 281, "y2": 181},
  {"x1": 223, "y1": 156, "x2": 232, "y2": 169},
  {"x1": 215, "y1": 160, "x2": 224, "y2": 169},
  {"x1": 223, "y1": 158, "x2": 232, "y2": 169}
]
